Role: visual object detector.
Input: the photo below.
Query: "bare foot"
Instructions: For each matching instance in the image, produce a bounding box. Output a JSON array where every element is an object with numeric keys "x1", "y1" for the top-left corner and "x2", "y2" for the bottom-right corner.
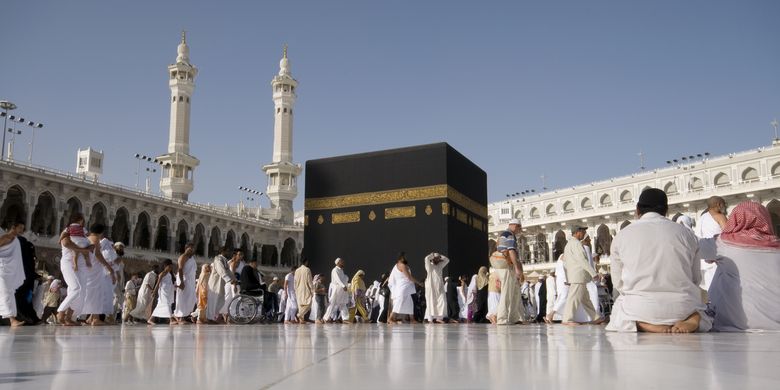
[
  {"x1": 147, "y1": 320, "x2": 156, "y2": 326},
  {"x1": 637, "y1": 321, "x2": 673, "y2": 333},
  {"x1": 10, "y1": 318, "x2": 26, "y2": 327},
  {"x1": 433, "y1": 319, "x2": 445, "y2": 324},
  {"x1": 671, "y1": 312, "x2": 701, "y2": 334},
  {"x1": 562, "y1": 322, "x2": 581, "y2": 326},
  {"x1": 543, "y1": 314, "x2": 554, "y2": 324},
  {"x1": 486, "y1": 315, "x2": 496, "y2": 325},
  {"x1": 590, "y1": 317, "x2": 607, "y2": 325}
]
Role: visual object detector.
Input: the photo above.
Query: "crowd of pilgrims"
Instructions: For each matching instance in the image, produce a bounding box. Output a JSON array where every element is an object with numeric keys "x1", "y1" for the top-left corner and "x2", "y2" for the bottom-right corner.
[{"x1": 1, "y1": 188, "x2": 779, "y2": 332}]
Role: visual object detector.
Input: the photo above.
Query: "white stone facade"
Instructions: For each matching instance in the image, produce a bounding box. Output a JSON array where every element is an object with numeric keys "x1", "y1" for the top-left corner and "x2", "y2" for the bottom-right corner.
[{"x1": 488, "y1": 144, "x2": 780, "y2": 273}]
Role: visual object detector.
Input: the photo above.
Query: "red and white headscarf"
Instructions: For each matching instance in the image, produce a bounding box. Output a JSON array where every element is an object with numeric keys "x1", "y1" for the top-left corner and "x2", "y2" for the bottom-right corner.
[{"x1": 720, "y1": 201, "x2": 780, "y2": 249}]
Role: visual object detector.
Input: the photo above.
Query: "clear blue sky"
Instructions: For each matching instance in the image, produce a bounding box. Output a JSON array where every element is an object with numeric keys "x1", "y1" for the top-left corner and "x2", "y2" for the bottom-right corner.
[{"x1": 2, "y1": 0, "x2": 780, "y2": 210}]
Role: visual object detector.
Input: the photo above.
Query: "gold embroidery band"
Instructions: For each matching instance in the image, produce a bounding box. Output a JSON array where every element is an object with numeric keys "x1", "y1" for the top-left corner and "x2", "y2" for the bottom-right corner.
[
  {"x1": 332, "y1": 211, "x2": 361, "y2": 224},
  {"x1": 385, "y1": 206, "x2": 416, "y2": 219},
  {"x1": 305, "y1": 185, "x2": 487, "y2": 217}
]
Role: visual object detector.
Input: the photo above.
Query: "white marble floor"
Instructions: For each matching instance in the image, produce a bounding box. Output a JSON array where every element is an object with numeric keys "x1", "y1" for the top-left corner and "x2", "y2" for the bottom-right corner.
[{"x1": 1, "y1": 324, "x2": 779, "y2": 389}]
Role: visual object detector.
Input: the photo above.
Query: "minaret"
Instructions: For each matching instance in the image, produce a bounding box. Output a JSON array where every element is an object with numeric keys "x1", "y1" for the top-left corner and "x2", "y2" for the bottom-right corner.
[
  {"x1": 262, "y1": 45, "x2": 302, "y2": 224},
  {"x1": 157, "y1": 31, "x2": 200, "y2": 201}
]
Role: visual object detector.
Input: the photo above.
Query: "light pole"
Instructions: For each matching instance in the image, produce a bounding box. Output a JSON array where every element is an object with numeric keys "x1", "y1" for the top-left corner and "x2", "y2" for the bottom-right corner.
[
  {"x1": 6, "y1": 128, "x2": 21, "y2": 161},
  {"x1": 134, "y1": 154, "x2": 162, "y2": 189},
  {"x1": 771, "y1": 119, "x2": 779, "y2": 143},
  {"x1": 0, "y1": 100, "x2": 17, "y2": 161},
  {"x1": 238, "y1": 186, "x2": 264, "y2": 216},
  {"x1": 144, "y1": 167, "x2": 157, "y2": 193},
  {"x1": 26, "y1": 120, "x2": 44, "y2": 163}
]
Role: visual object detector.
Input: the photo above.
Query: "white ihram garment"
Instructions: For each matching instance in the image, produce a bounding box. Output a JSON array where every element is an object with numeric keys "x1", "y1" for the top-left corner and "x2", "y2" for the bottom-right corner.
[
  {"x1": 57, "y1": 236, "x2": 90, "y2": 316},
  {"x1": 0, "y1": 236, "x2": 25, "y2": 318},
  {"x1": 388, "y1": 264, "x2": 415, "y2": 315},
  {"x1": 697, "y1": 212, "x2": 722, "y2": 291},
  {"x1": 325, "y1": 266, "x2": 350, "y2": 320},
  {"x1": 174, "y1": 257, "x2": 197, "y2": 318},
  {"x1": 151, "y1": 273, "x2": 174, "y2": 318},
  {"x1": 423, "y1": 254, "x2": 449, "y2": 321}
]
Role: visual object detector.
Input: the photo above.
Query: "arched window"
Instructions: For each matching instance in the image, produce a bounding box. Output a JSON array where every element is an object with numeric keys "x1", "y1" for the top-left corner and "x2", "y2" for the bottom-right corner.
[
  {"x1": 514, "y1": 210, "x2": 522, "y2": 219},
  {"x1": 133, "y1": 212, "x2": 151, "y2": 249},
  {"x1": 154, "y1": 216, "x2": 170, "y2": 252},
  {"x1": 563, "y1": 201, "x2": 574, "y2": 213},
  {"x1": 690, "y1": 177, "x2": 704, "y2": 191},
  {"x1": 714, "y1": 172, "x2": 731, "y2": 186},
  {"x1": 741, "y1": 167, "x2": 759, "y2": 182},
  {"x1": 600, "y1": 194, "x2": 612, "y2": 207},
  {"x1": 545, "y1": 204, "x2": 556, "y2": 216},
  {"x1": 664, "y1": 181, "x2": 678, "y2": 195},
  {"x1": 772, "y1": 162, "x2": 780, "y2": 177},
  {"x1": 619, "y1": 190, "x2": 632, "y2": 203},
  {"x1": 111, "y1": 207, "x2": 130, "y2": 244},
  {"x1": 30, "y1": 191, "x2": 57, "y2": 236},
  {"x1": 581, "y1": 197, "x2": 592, "y2": 210},
  {"x1": 530, "y1": 207, "x2": 540, "y2": 219}
]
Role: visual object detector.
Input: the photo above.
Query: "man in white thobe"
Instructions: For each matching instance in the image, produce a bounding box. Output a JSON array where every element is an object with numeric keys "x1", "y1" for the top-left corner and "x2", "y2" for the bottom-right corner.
[
  {"x1": 0, "y1": 226, "x2": 26, "y2": 327},
  {"x1": 562, "y1": 226, "x2": 603, "y2": 325},
  {"x1": 695, "y1": 196, "x2": 727, "y2": 295},
  {"x1": 423, "y1": 252, "x2": 449, "y2": 323},
  {"x1": 607, "y1": 188, "x2": 713, "y2": 333},
  {"x1": 207, "y1": 247, "x2": 236, "y2": 322},
  {"x1": 324, "y1": 258, "x2": 350, "y2": 322},
  {"x1": 545, "y1": 272, "x2": 556, "y2": 318}
]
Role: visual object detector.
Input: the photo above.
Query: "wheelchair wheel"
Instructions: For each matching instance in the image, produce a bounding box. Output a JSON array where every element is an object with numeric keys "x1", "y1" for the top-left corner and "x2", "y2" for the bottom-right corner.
[{"x1": 228, "y1": 295, "x2": 259, "y2": 324}]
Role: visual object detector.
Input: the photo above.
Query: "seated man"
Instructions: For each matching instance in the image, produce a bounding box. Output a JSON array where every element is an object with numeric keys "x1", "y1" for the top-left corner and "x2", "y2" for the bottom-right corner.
[
  {"x1": 607, "y1": 188, "x2": 712, "y2": 333},
  {"x1": 240, "y1": 258, "x2": 266, "y2": 297}
]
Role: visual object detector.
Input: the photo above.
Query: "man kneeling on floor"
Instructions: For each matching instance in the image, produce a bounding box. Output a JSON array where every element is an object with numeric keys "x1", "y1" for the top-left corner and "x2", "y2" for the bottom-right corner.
[{"x1": 607, "y1": 188, "x2": 713, "y2": 333}]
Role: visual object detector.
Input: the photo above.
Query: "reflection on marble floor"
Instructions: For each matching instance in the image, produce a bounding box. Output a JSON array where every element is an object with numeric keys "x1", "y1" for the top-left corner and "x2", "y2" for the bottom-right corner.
[{"x1": 1, "y1": 324, "x2": 779, "y2": 389}]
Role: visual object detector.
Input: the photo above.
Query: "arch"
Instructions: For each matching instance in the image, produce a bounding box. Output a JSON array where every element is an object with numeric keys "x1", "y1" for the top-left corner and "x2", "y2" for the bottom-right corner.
[
  {"x1": 641, "y1": 186, "x2": 652, "y2": 194},
  {"x1": 714, "y1": 172, "x2": 731, "y2": 186},
  {"x1": 767, "y1": 200, "x2": 780, "y2": 238},
  {"x1": 59, "y1": 196, "x2": 82, "y2": 232},
  {"x1": 225, "y1": 230, "x2": 236, "y2": 252},
  {"x1": 488, "y1": 239, "x2": 497, "y2": 255},
  {"x1": 193, "y1": 223, "x2": 206, "y2": 257},
  {"x1": 111, "y1": 207, "x2": 130, "y2": 244},
  {"x1": 208, "y1": 226, "x2": 221, "y2": 258},
  {"x1": 261, "y1": 244, "x2": 278, "y2": 266},
  {"x1": 154, "y1": 215, "x2": 170, "y2": 252},
  {"x1": 0, "y1": 185, "x2": 27, "y2": 229},
  {"x1": 545, "y1": 204, "x2": 556, "y2": 216},
  {"x1": 553, "y1": 230, "x2": 567, "y2": 260},
  {"x1": 281, "y1": 238, "x2": 297, "y2": 266},
  {"x1": 595, "y1": 224, "x2": 612, "y2": 256},
  {"x1": 772, "y1": 162, "x2": 780, "y2": 177},
  {"x1": 88, "y1": 202, "x2": 108, "y2": 230},
  {"x1": 619, "y1": 190, "x2": 632, "y2": 203},
  {"x1": 741, "y1": 167, "x2": 759, "y2": 182},
  {"x1": 175, "y1": 220, "x2": 189, "y2": 254},
  {"x1": 671, "y1": 213, "x2": 683, "y2": 223},
  {"x1": 620, "y1": 220, "x2": 631, "y2": 230},
  {"x1": 562, "y1": 201, "x2": 574, "y2": 213},
  {"x1": 690, "y1": 176, "x2": 704, "y2": 191},
  {"x1": 664, "y1": 181, "x2": 678, "y2": 195},
  {"x1": 535, "y1": 233, "x2": 548, "y2": 262},
  {"x1": 30, "y1": 191, "x2": 57, "y2": 236},
  {"x1": 252, "y1": 243, "x2": 259, "y2": 262},
  {"x1": 133, "y1": 212, "x2": 151, "y2": 249},
  {"x1": 513, "y1": 210, "x2": 522, "y2": 219},
  {"x1": 600, "y1": 194, "x2": 612, "y2": 207},
  {"x1": 530, "y1": 207, "x2": 540, "y2": 218},
  {"x1": 581, "y1": 197, "x2": 592, "y2": 210},
  {"x1": 240, "y1": 233, "x2": 250, "y2": 255}
]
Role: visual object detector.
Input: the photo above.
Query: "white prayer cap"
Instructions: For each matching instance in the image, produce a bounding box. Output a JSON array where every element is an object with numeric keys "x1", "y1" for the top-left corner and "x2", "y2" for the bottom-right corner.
[
  {"x1": 114, "y1": 242, "x2": 126, "y2": 248},
  {"x1": 335, "y1": 257, "x2": 342, "y2": 265},
  {"x1": 508, "y1": 218, "x2": 522, "y2": 226}
]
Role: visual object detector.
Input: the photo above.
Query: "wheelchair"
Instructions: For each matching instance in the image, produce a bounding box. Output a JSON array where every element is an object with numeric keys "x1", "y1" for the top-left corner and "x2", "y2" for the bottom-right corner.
[{"x1": 227, "y1": 290, "x2": 266, "y2": 324}]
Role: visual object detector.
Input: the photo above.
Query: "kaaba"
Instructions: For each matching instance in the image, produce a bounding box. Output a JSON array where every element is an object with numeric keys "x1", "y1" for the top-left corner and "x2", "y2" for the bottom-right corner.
[{"x1": 303, "y1": 143, "x2": 487, "y2": 281}]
